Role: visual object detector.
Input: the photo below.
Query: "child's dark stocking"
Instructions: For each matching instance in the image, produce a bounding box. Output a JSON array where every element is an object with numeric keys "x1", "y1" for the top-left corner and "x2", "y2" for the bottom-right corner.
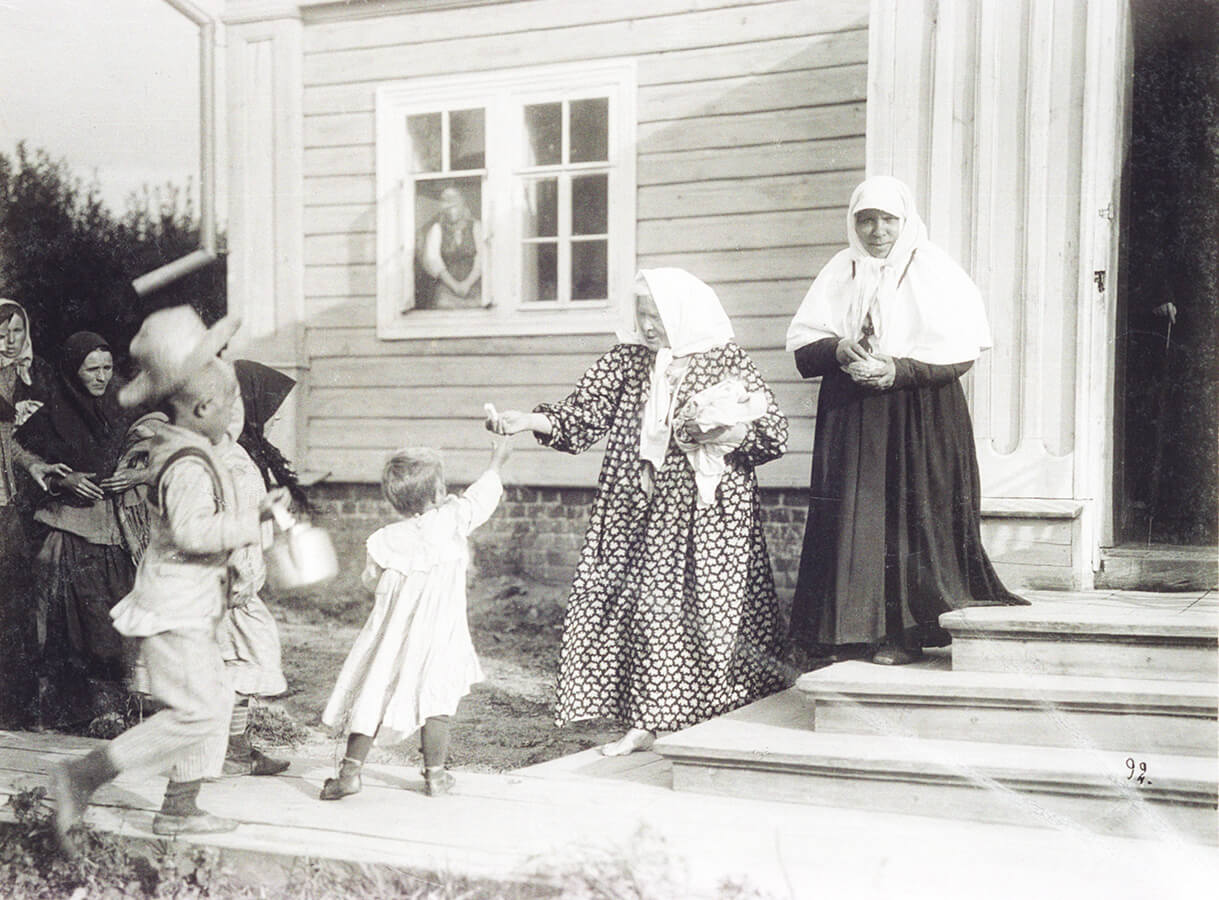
[
  {"x1": 152, "y1": 780, "x2": 237, "y2": 835},
  {"x1": 421, "y1": 716, "x2": 454, "y2": 796},
  {"x1": 160, "y1": 779, "x2": 204, "y2": 817}
]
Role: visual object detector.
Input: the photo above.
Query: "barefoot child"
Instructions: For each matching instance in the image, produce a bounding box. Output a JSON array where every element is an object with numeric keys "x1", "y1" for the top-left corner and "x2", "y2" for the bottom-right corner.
[
  {"x1": 51, "y1": 307, "x2": 285, "y2": 850},
  {"x1": 320, "y1": 437, "x2": 511, "y2": 799}
]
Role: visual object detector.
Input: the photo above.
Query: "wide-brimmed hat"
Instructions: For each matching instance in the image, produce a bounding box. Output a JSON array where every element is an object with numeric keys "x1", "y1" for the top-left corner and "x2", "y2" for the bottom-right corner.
[{"x1": 119, "y1": 306, "x2": 241, "y2": 408}]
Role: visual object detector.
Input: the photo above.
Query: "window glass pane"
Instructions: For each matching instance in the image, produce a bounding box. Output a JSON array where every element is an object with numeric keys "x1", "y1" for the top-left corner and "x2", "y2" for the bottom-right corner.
[
  {"x1": 572, "y1": 174, "x2": 607, "y2": 235},
  {"x1": 413, "y1": 177, "x2": 483, "y2": 310},
  {"x1": 570, "y1": 98, "x2": 609, "y2": 163},
  {"x1": 524, "y1": 103, "x2": 562, "y2": 166},
  {"x1": 450, "y1": 108, "x2": 485, "y2": 171},
  {"x1": 407, "y1": 113, "x2": 442, "y2": 173},
  {"x1": 571, "y1": 240, "x2": 607, "y2": 301},
  {"x1": 522, "y1": 242, "x2": 558, "y2": 302},
  {"x1": 522, "y1": 178, "x2": 558, "y2": 238}
]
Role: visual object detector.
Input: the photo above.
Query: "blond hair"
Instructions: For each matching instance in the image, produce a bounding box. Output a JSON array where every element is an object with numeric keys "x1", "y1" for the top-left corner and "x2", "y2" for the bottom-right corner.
[{"x1": 382, "y1": 447, "x2": 445, "y2": 516}]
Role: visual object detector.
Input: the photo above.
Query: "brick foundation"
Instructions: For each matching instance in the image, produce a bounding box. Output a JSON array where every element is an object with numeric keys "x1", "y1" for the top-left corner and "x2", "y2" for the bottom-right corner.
[{"x1": 308, "y1": 482, "x2": 807, "y2": 597}]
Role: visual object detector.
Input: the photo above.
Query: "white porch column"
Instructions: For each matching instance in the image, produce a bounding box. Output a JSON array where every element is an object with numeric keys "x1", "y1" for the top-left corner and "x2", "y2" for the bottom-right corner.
[
  {"x1": 223, "y1": 1, "x2": 306, "y2": 463},
  {"x1": 867, "y1": 0, "x2": 1131, "y2": 588}
]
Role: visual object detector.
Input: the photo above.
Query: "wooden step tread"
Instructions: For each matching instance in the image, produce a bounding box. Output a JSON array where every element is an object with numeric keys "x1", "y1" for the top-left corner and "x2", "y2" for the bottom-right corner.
[
  {"x1": 797, "y1": 661, "x2": 1218, "y2": 713},
  {"x1": 655, "y1": 719, "x2": 1218, "y2": 798}
]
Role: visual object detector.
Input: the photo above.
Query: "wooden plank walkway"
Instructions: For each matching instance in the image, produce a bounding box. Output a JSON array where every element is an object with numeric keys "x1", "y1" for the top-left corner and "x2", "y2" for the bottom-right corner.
[{"x1": 3, "y1": 728, "x2": 1217, "y2": 899}]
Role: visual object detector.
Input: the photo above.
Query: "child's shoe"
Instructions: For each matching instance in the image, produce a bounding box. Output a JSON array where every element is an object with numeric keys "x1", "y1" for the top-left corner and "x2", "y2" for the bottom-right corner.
[
  {"x1": 320, "y1": 759, "x2": 362, "y2": 801},
  {"x1": 423, "y1": 767, "x2": 455, "y2": 796},
  {"x1": 224, "y1": 734, "x2": 290, "y2": 776},
  {"x1": 152, "y1": 811, "x2": 239, "y2": 836}
]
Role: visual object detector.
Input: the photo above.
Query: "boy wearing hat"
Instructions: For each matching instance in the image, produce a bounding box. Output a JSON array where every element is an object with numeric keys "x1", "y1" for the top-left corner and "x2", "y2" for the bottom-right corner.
[{"x1": 51, "y1": 306, "x2": 286, "y2": 850}]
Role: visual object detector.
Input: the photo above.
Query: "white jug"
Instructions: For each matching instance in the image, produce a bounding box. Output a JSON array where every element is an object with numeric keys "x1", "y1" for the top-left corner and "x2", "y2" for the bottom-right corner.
[{"x1": 265, "y1": 502, "x2": 339, "y2": 591}]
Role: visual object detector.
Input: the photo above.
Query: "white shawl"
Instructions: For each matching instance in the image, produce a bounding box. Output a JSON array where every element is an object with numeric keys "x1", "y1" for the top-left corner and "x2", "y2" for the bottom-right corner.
[
  {"x1": 785, "y1": 176, "x2": 992, "y2": 365},
  {"x1": 618, "y1": 268, "x2": 734, "y2": 475}
]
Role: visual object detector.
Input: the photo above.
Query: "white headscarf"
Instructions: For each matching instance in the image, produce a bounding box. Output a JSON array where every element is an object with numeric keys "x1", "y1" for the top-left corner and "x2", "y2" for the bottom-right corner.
[
  {"x1": 785, "y1": 176, "x2": 992, "y2": 365},
  {"x1": 620, "y1": 268, "x2": 734, "y2": 475},
  {"x1": 0, "y1": 300, "x2": 35, "y2": 386}
]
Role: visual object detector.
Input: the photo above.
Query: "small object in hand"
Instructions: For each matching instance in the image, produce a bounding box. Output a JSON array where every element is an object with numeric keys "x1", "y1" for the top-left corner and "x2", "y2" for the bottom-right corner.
[
  {"x1": 483, "y1": 402, "x2": 500, "y2": 433},
  {"x1": 265, "y1": 501, "x2": 339, "y2": 590}
]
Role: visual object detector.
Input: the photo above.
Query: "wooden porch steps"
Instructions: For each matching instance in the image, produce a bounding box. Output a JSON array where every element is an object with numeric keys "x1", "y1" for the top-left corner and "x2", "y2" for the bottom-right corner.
[
  {"x1": 797, "y1": 658, "x2": 1218, "y2": 756},
  {"x1": 941, "y1": 596, "x2": 1218, "y2": 681},
  {"x1": 659, "y1": 693, "x2": 1218, "y2": 843},
  {"x1": 654, "y1": 591, "x2": 1219, "y2": 843}
]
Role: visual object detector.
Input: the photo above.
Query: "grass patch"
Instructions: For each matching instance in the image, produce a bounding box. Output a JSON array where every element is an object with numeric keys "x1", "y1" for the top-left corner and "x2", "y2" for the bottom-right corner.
[{"x1": 248, "y1": 702, "x2": 311, "y2": 749}]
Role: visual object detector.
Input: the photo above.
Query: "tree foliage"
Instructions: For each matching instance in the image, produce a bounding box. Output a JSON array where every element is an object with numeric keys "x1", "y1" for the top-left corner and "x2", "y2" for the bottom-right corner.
[{"x1": 0, "y1": 142, "x2": 225, "y2": 367}]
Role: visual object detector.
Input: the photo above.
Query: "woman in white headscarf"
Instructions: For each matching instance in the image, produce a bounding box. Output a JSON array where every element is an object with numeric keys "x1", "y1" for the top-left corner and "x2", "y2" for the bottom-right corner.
[
  {"x1": 489, "y1": 268, "x2": 788, "y2": 755},
  {"x1": 786, "y1": 176, "x2": 1025, "y2": 667}
]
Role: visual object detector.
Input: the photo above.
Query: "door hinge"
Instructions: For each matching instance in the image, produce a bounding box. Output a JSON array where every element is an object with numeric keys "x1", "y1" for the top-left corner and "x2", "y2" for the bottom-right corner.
[{"x1": 1093, "y1": 270, "x2": 1106, "y2": 293}]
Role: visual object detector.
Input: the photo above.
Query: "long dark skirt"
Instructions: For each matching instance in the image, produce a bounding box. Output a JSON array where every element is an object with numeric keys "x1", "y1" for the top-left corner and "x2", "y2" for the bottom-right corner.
[
  {"x1": 35, "y1": 529, "x2": 135, "y2": 728},
  {"x1": 790, "y1": 369, "x2": 1025, "y2": 651},
  {"x1": 0, "y1": 504, "x2": 37, "y2": 727}
]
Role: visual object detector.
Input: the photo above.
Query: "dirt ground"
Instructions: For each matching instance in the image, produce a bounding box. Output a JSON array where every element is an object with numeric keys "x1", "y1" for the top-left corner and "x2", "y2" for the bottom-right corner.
[{"x1": 261, "y1": 519, "x2": 621, "y2": 773}]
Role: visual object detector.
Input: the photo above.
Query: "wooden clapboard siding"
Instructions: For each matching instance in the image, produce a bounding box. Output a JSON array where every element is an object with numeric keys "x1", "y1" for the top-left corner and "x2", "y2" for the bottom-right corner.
[
  {"x1": 310, "y1": 415, "x2": 817, "y2": 453},
  {"x1": 300, "y1": 0, "x2": 868, "y2": 485},
  {"x1": 311, "y1": 350, "x2": 810, "y2": 388},
  {"x1": 311, "y1": 446, "x2": 814, "y2": 488}
]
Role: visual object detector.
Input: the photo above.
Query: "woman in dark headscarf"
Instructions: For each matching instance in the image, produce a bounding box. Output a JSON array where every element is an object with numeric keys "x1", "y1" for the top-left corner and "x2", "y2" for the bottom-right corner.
[
  {"x1": 233, "y1": 359, "x2": 310, "y2": 511},
  {"x1": 0, "y1": 300, "x2": 58, "y2": 726},
  {"x1": 16, "y1": 331, "x2": 142, "y2": 727}
]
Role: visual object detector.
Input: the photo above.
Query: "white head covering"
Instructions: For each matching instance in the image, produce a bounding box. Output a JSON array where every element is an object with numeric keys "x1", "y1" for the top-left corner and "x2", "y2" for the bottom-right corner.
[
  {"x1": 0, "y1": 300, "x2": 35, "y2": 386},
  {"x1": 785, "y1": 176, "x2": 992, "y2": 365},
  {"x1": 621, "y1": 268, "x2": 734, "y2": 476}
]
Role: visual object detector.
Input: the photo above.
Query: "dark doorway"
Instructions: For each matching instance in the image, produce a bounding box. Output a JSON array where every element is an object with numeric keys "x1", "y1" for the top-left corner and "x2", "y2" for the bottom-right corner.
[{"x1": 1116, "y1": 0, "x2": 1219, "y2": 547}]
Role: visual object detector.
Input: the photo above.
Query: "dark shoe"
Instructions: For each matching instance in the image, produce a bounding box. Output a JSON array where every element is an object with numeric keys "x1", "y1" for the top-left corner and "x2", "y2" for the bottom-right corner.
[
  {"x1": 152, "y1": 812, "x2": 239, "y2": 836},
  {"x1": 319, "y1": 770, "x2": 361, "y2": 801},
  {"x1": 871, "y1": 645, "x2": 925, "y2": 666},
  {"x1": 423, "y1": 769, "x2": 455, "y2": 797},
  {"x1": 224, "y1": 742, "x2": 289, "y2": 776},
  {"x1": 249, "y1": 748, "x2": 290, "y2": 776},
  {"x1": 51, "y1": 763, "x2": 89, "y2": 856}
]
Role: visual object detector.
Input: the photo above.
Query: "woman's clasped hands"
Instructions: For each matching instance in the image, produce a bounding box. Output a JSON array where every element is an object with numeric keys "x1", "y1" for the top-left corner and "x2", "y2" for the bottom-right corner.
[{"x1": 836, "y1": 338, "x2": 896, "y2": 390}]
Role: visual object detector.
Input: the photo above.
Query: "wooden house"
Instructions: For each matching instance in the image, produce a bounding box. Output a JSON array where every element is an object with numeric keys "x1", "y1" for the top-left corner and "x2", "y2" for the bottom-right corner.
[{"x1": 209, "y1": 0, "x2": 1216, "y2": 592}]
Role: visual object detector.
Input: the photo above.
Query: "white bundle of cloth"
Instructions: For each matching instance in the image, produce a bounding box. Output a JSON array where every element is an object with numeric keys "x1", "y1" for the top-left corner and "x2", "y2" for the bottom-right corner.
[{"x1": 675, "y1": 378, "x2": 768, "y2": 506}]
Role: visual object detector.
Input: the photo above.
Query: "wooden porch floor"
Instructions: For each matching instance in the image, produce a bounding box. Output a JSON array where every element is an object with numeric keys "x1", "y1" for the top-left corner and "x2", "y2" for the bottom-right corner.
[{"x1": 3, "y1": 724, "x2": 1217, "y2": 899}]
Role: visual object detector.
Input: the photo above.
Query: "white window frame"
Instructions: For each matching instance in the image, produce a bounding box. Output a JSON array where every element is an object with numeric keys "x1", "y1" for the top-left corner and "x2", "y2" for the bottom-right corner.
[{"x1": 376, "y1": 59, "x2": 637, "y2": 339}]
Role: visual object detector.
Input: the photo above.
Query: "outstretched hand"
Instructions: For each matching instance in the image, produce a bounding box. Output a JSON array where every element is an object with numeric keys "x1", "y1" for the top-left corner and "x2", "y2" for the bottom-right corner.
[
  {"x1": 61, "y1": 471, "x2": 104, "y2": 502},
  {"x1": 484, "y1": 403, "x2": 542, "y2": 436}
]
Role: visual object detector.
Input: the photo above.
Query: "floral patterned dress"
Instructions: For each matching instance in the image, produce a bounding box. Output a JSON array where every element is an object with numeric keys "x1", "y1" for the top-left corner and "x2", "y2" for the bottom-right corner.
[{"x1": 537, "y1": 341, "x2": 788, "y2": 732}]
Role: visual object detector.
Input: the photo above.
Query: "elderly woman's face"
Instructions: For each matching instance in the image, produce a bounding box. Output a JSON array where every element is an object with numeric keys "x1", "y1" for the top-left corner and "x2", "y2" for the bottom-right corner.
[
  {"x1": 77, "y1": 348, "x2": 114, "y2": 397},
  {"x1": 854, "y1": 208, "x2": 902, "y2": 258},
  {"x1": 440, "y1": 188, "x2": 467, "y2": 223},
  {"x1": 635, "y1": 292, "x2": 670, "y2": 351},
  {"x1": 1, "y1": 312, "x2": 27, "y2": 359}
]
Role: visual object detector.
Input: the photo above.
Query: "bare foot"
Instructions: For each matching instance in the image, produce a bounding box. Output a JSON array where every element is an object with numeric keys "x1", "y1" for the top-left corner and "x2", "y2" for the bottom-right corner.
[{"x1": 599, "y1": 728, "x2": 655, "y2": 757}]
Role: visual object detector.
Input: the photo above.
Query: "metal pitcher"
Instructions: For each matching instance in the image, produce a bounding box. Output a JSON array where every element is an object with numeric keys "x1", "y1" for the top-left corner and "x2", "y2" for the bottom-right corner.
[{"x1": 265, "y1": 502, "x2": 339, "y2": 591}]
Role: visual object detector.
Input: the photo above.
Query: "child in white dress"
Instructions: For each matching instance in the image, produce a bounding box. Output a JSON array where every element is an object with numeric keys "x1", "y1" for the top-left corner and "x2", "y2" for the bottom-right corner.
[{"x1": 320, "y1": 437, "x2": 510, "y2": 799}]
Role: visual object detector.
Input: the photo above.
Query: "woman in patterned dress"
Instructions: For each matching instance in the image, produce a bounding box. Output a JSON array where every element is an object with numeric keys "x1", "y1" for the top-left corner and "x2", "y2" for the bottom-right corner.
[{"x1": 488, "y1": 268, "x2": 789, "y2": 755}]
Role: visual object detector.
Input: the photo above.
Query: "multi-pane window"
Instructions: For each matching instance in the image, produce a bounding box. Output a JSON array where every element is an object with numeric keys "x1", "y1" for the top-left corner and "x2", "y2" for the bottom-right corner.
[{"x1": 376, "y1": 61, "x2": 636, "y2": 338}]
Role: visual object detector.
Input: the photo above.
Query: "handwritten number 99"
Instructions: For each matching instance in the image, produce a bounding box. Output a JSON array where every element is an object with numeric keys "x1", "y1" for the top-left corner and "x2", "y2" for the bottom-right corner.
[{"x1": 1125, "y1": 757, "x2": 1147, "y2": 784}]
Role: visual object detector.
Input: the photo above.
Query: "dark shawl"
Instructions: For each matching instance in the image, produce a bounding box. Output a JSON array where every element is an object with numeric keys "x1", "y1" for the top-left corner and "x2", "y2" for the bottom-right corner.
[
  {"x1": 16, "y1": 332, "x2": 129, "y2": 479},
  {"x1": 233, "y1": 358, "x2": 311, "y2": 510}
]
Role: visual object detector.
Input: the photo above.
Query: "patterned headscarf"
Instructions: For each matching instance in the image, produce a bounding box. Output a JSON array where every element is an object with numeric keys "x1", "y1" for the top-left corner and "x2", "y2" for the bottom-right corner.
[{"x1": 0, "y1": 300, "x2": 35, "y2": 386}]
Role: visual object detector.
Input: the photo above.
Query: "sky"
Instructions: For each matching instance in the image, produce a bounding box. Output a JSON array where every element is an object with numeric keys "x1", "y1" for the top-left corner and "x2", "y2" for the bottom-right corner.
[{"x1": 0, "y1": 0, "x2": 202, "y2": 216}]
